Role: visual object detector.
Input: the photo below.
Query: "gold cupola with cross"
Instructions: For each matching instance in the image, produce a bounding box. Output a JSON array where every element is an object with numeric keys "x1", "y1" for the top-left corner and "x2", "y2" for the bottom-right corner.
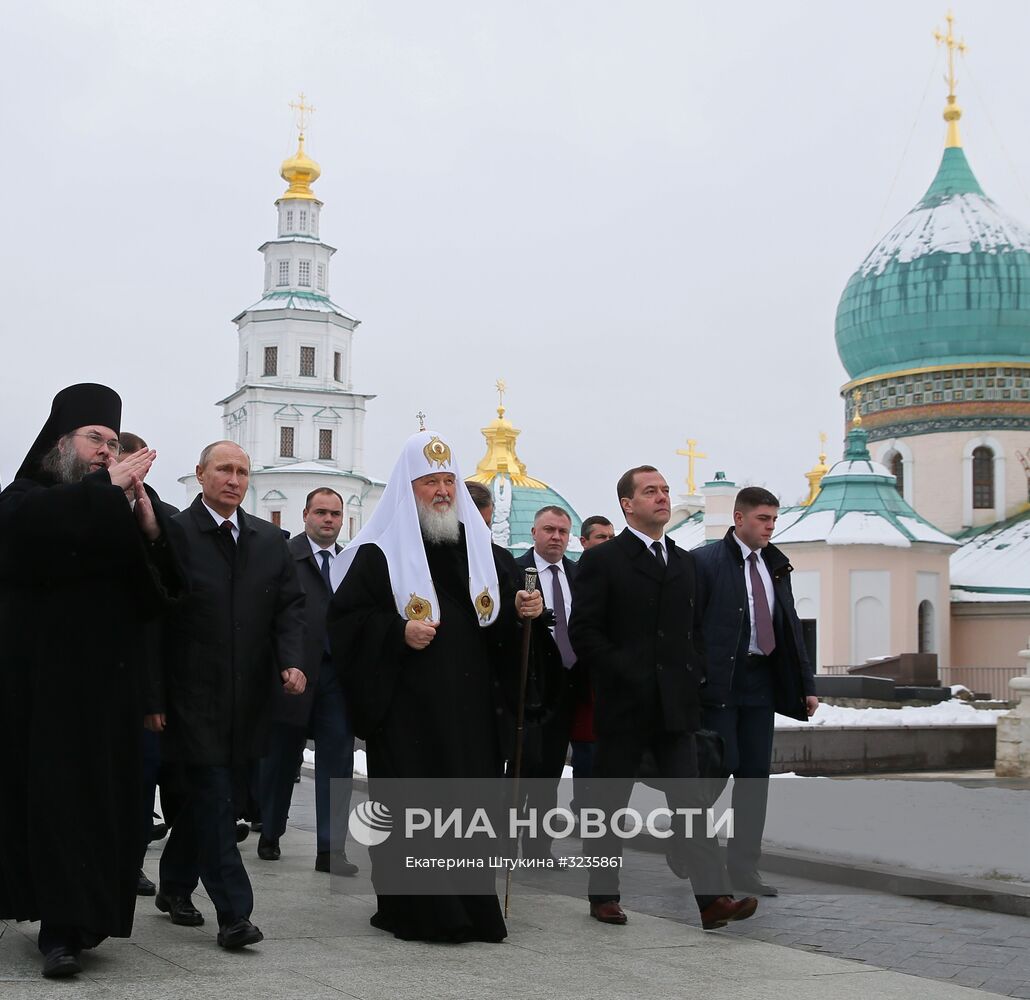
[
  {"x1": 279, "y1": 93, "x2": 321, "y2": 202},
  {"x1": 468, "y1": 381, "x2": 584, "y2": 556},
  {"x1": 470, "y1": 380, "x2": 547, "y2": 488}
]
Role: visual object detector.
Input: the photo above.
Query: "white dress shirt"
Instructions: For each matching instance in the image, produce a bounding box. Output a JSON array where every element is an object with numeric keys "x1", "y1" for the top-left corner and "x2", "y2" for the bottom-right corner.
[
  {"x1": 734, "y1": 531, "x2": 776, "y2": 655},
  {"x1": 202, "y1": 499, "x2": 239, "y2": 542},
  {"x1": 627, "y1": 525, "x2": 668, "y2": 560},
  {"x1": 532, "y1": 549, "x2": 571, "y2": 625}
]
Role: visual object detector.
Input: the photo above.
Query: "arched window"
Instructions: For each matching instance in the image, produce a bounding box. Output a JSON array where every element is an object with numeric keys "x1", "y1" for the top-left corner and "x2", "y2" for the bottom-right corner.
[
  {"x1": 972, "y1": 446, "x2": 994, "y2": 509},
  {"x1": 917, "y1": 600, "x2": 935, "y2": 654},
  {"x1": 888, "y1": 452, "x2": 904, "y2": 496}
]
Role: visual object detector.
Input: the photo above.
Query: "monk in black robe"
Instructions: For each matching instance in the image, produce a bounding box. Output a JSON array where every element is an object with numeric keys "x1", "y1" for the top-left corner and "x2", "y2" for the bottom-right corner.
[
  {"x1": 0, "y1": 384, "x2": 183, "y2": 979},
  {"x1": 327, "y1": 430, "x2": 541, "y2": 943}
]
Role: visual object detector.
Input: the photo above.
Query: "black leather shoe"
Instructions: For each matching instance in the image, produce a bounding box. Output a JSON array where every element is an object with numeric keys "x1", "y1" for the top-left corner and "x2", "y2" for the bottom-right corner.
[
  {"x1": 730, "y1": 870, "x2": 779, "y2": 897},
  {"x1": 41, "y1": 947, "x2": 81, "y2": 979},
  {"x1": 257, "y1": 836, "x2": 281, "y2": 861},
  {"x1": 149, "y1": 821, "x2": 168, "y2": 843},
  {"x1": 137, "y1": 870, "x2": 156, "y2": 896},
  {"x1": 155, "y1": 891, "x2": 205, "y2": 926},
  {"x1": 217, "y1": 918, "x2": 264, "y2": 950},
  {"x1": 235, "y1": 822, "x2": 250, "y2": 843},
  {"x1": 315, "y1": 851, "x2": 358, "y2": 875}
]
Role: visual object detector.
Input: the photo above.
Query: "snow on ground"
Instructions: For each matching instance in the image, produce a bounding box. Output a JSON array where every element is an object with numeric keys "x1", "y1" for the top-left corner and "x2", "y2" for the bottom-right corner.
[{"x1": 775, "y1": 701, "x2": 1004, "y2": 730}]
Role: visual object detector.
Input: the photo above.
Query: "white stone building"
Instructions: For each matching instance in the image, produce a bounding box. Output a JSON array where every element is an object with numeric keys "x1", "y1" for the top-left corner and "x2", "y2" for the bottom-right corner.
[{"x1": 180, "y1": 127, "x2": 383, "y2": 535}]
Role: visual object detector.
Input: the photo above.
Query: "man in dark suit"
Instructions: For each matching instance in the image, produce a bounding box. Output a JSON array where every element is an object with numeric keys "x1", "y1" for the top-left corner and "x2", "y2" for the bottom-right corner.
[
  {"x1": 514, "y1": 505, "x2": 579, "y2": 861},
  {"x1": 569, "y1": 465, "x2": 757, "y2": 930},
  {"x1": 258, "y1": 487, "x2": 358, "y2": 875},
  {"x1": 694, "y1": 486, "x2": 818, "y2": 897},
  {"x1": 145, "y1": 440, "x2": 306, "y2": 951}
]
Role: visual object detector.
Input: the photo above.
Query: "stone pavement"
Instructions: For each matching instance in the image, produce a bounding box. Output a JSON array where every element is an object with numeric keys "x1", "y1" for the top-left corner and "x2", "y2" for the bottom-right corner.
[
  {"x1": 1, "y1": 774, "x2": 1019, "y2": 999},
  {"x1": 608, "y1": 849, "x2": 1030, "y2": 998}
]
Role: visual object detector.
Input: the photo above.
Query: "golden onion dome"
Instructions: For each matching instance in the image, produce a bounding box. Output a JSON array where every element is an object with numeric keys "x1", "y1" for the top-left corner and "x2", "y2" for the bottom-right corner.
[{"x1": 279, "y1": 133, "x2": 321, "y2": 200}]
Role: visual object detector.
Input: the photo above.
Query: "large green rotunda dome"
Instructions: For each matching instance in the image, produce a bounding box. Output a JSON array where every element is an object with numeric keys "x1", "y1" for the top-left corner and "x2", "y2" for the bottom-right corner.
[{"x1": 835, "y1": 145, "x2": 1030, "y2": 381}]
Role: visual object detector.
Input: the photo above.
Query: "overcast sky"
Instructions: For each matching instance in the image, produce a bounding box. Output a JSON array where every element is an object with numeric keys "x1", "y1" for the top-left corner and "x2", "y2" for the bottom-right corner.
[{"x1": 3, "y1": 1, "x2": 1029, "y2": 519}]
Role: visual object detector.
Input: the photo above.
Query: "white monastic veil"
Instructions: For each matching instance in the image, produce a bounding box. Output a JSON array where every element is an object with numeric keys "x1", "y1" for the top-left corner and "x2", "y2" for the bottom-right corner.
[{"x1": 329, "y1": 430, "x2": 501, "y2": 626}]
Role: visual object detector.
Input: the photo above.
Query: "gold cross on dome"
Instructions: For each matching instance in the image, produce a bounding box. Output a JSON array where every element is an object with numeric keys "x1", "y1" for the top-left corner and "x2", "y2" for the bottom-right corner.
[
  {"x1": 495, "y1": 378, "x2": 507, "y2": 413},
  {"x1": 416, "y1": 410, "x2": 427, "y2": 431},
  {"x1": 934, "y1": 11, "x2": 967, "y2": 101},
  {"x1": 675, "y1": 438, "x2": 707, "y2": 495},
  {"x1": 289, "y1": 92, "x2": 316, "y2": 134}
]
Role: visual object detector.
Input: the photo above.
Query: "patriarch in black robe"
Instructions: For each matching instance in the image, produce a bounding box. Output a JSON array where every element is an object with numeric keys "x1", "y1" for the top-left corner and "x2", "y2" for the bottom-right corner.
[
  {"x1": 0, "y1": 384, "x2": 183, "y2": 978},
  {"x1": 328, "y1": 429, "x2": 542, "y2": 943}
]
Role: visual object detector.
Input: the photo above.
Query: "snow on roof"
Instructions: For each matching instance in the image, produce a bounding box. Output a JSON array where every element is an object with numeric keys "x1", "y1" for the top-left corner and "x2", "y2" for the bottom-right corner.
[
  {"x1": 859, "y1": 192, "x2": 1030, "y2": 277},
  {"x1": 896, "y1": 515, "x2": 957, "y2": 545},
  {"x1": 666, "y1": 512, "x2": 705, "y2": 551},
  {"x1": 950, "y1": 509, "x2": 1030, "y2": 601},
  {"x1": 773, "y1": 508, "x2": 836, "y2": 544}
]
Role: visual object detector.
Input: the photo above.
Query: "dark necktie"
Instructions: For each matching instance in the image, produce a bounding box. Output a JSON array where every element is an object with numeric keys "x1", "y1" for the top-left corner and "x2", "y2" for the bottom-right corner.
[
  {"x1": 218, "y1": 520, "x2": 236, "y2": 561},
  {"x1": 319, "y1": 550, "x2": 334, "y2": 656},
  {"x1": 651, "y1": 540, "x2": 666, "y2": 567},
  {"x1": 548, "y1": 564, "x2": 576, "y2": 669},
  {"x1": 318, "y1": 549, "x2": 333, "y2": 591},
  {"x1": 748, "y1": 552, "x2": 776, "y2": 656}
]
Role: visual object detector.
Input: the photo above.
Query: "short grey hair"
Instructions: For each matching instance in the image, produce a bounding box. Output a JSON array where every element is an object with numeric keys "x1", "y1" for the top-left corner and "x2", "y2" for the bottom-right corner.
[{"x1": 198, "y1": 440, "x2": 250, "y2": 470}]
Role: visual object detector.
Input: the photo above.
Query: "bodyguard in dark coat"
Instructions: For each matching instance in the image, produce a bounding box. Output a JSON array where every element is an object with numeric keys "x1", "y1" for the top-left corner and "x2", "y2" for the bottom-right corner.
[
  {"x1": 569, "y1": 465, "x2": 756, "y2": 931},
  {"x1": 258, "y1": 487, "x2": 358, "y2": 875},
  {"x1": 0, "y1": 384, "x2": 184, "y2": 979},
  {"x1": 693, "y1": 487, "x2": 818, "y2": 896},
  {"x1": 146, "y1": 441, "x2": 305, "y2": 951}
]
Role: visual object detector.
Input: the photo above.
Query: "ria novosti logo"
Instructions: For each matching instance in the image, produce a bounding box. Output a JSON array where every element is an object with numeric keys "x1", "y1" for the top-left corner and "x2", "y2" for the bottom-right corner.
[{"x1": 349, "y1": 801, "x2": 394, "y2": 846}]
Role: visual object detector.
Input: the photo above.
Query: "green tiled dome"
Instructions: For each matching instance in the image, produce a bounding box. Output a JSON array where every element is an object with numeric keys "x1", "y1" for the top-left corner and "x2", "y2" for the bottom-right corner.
[{"x1": 835, "y1": 146, "x2": 1030, "y2": 380}]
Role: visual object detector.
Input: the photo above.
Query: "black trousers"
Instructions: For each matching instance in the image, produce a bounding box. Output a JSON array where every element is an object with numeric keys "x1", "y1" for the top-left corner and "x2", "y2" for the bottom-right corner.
[
  {"x1": 702, "y1": 704, "x2": 776, "y2": 875},
  {"x1": 587, "y1": 723, "x2": 731, "y2": 909},
  {"x1": 158, "y1": 764, "x2": 253, "y2": 926}
]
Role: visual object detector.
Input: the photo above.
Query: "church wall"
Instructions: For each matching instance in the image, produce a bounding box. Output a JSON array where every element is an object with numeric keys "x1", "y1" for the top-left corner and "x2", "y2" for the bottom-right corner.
[
  {"x1": 873, "y1": 429, "x2": 1030, "y2": 534},
  {"x1": 950, "y1": 602, "x2": 1030, "y2": 673},
  {"x1": 781, "y1": 544, "x2": 952, "y2": 670}
]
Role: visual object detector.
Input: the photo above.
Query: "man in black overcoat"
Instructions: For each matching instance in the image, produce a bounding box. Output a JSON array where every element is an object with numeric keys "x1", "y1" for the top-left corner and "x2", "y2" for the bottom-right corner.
[
  {"x1": 146, "y1": 441, "x2": 306, "y2": 951},
  {"x1": 568, "y1": 465, "x2": 757, "y2": 931},
  {"x1": 258, "y1": 486, "x2": 358, "y2": 875},
  {"x1": 694, "y1": 486, "x2": 818, "y2": 896},
  {"x1": 0, "y1": 384, "x2": 183, "y2": 979}
]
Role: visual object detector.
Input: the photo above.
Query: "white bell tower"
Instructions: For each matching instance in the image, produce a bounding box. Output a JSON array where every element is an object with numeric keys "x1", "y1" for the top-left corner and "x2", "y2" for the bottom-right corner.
[{"x1": 182, "y1": 96, "x2": 383, "y2": 536}]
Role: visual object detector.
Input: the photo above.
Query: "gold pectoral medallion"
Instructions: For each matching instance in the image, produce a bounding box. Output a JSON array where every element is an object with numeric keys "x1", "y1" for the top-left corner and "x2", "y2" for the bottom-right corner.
[
  {"x1": 475, "y1": 587, "x2": 494, "y2": 621},
  {"x1": 405, "y1": 594, "x2": 432, "y2": 621}
]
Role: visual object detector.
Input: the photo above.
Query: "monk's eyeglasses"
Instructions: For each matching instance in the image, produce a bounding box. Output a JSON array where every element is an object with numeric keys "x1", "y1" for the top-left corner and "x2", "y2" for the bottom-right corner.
[{"x1": 73, "y1": 431, "x2": 122, "y2": 455}]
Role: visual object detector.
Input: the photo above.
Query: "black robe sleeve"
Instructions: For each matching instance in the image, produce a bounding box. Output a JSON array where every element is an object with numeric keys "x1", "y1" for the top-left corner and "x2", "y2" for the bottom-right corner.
[{"x1": 327, "y1": 544, "x2": 409, "y2": 741}]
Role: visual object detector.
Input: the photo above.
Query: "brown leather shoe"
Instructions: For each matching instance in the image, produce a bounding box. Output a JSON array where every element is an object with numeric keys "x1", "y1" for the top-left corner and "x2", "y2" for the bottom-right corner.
[
  {"x1": 589, "y1": 901, "x2": 628, "y2": 925},
  {"x1": 699, "y1": 895, "x2": 758, "y2": 930}
]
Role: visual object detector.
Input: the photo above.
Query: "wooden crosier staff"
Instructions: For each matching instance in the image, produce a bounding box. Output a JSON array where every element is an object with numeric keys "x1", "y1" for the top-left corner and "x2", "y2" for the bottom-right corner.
[{"x1": 504, "y1": 565, "x2": 538, "y2": 918}]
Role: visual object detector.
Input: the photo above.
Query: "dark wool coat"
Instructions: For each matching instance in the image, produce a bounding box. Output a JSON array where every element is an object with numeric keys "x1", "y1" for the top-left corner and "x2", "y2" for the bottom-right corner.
[
  {"x1": 568, "y1": 528, "x2": 707, "y2": 738},
  {"x1": 152, "y1": 496, "x2": 306, "y2": 766},
  {"x1": 0, "y1": 469, "x2": 183, "y2": 937}
]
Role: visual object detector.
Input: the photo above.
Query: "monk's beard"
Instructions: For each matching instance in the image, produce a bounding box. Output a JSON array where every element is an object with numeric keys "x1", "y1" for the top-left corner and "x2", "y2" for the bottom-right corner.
[
  {"x1": 40, "y1": 440, "x2": 92, "y2": 483},
  {"x1": 417, "y1": 498, "x2": 460, "y2": 545}
]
